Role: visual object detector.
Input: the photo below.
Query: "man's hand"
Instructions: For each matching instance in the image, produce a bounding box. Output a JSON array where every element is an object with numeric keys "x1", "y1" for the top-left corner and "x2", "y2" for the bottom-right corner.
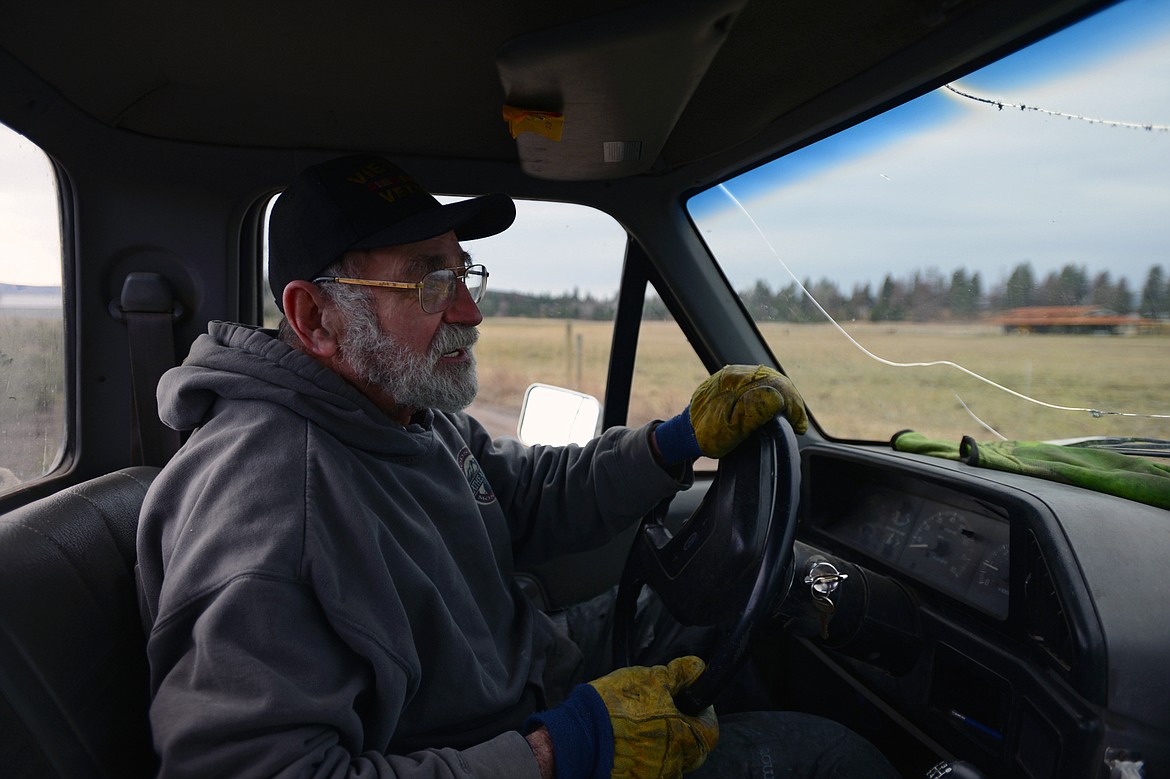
[
  {"x1": 591, "y1": 656, "x2": 718, "y2": 778},
  {"x1": 654, "y1": 365, "x2": 808, "y2": 465},
  {"x1": 525, "y1": 656, "x2": 718, "y2": 779}
]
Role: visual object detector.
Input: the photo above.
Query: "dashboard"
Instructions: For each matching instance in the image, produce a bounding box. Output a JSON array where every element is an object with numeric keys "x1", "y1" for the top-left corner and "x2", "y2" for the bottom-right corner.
[{"x1": 793, "y1": 442, "x2": 1170, "y2": 778}]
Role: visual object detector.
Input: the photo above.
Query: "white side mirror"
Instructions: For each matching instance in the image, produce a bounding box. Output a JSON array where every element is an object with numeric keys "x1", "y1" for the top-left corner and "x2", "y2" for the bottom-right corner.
[{"x1": 517, "y1": 383, "x2": 602, "y2": 446}]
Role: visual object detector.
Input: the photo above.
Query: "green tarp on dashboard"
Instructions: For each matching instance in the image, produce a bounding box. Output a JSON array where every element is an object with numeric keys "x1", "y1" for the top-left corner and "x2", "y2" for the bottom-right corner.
[{"x1": 891, "y1": 431, "x2": 1170, "y2": 511}]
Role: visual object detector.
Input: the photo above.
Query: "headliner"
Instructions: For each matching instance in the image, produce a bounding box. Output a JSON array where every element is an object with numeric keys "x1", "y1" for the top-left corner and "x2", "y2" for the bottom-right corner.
[{"x1": 0, "y1": 0, "x2": 1112, "y2": 186}]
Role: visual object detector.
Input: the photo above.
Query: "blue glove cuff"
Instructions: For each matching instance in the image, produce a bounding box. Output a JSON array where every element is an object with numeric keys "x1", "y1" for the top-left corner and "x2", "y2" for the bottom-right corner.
[
  {"x1": 524, "y1": 683, "x2": 613, "y2": 779},
  {"x1": 655, "y1": 406, "x2": 702, "y2": 465}
]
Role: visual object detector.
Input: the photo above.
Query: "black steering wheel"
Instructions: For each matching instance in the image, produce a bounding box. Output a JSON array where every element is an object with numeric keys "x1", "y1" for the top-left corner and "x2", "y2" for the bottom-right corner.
[{"x1": 612, "y1": 417, "x2": 801, "y2": 716}]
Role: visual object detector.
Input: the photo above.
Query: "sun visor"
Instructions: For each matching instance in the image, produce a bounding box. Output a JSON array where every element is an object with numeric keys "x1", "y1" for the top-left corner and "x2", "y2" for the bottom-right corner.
[{"x1": 497, "y1": 0, "x2": 748, "y2": 181}]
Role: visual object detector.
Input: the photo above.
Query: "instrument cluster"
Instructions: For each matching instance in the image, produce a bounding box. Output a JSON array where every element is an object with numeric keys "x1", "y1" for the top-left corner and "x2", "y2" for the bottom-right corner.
[{"x1": 825, "y1": 485, "x2": 1010, "y2": 618}]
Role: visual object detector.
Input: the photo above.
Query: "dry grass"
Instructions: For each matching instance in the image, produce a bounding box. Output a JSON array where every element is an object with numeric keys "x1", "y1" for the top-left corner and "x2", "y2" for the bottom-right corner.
[
  {"x1": 475, "y1": 319, "x2": 612, "y2": 404},
  {"x1": 474, "y1": 317, "x2": 708, "y2": 430},
  {"x1": 768, "y1": 322, "x2": 1170, "y2": 441},
  {"x1": 477, "y1": 317, "x2": 1170, "y2": 443},
  {"x1": 0, "y1": 315, "x2": 65, "y2": 482}
]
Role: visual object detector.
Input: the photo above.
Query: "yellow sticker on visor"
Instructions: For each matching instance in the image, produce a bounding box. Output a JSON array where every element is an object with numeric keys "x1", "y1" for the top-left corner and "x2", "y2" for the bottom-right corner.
[{"x1": 502, "y1": 105, "x2": 564, "y2": 141}]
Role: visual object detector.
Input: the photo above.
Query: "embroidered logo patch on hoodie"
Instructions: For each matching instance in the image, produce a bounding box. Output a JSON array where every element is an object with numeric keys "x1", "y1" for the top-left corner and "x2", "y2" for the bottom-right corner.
[{"x1": 458, "y1": 448, "x2": 497, "y2": 505}]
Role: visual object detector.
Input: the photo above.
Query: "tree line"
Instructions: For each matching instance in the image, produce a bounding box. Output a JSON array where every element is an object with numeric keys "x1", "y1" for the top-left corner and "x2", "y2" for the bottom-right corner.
[{"x1": 479, "y1": 263, "x2": 1170, "y2": 323}]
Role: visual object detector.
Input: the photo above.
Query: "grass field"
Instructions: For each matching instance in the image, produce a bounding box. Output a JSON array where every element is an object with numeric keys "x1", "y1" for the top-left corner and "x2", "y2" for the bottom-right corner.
[
  {"x1": 475, "y1": 317, "x2": 1170, "y2": 443},
  {"x1": 760, "y1": 321, "x2": 1170, "y2": 441},
  {"x1": 0, "y1": 314, "x2": 65, "y2": 485}
]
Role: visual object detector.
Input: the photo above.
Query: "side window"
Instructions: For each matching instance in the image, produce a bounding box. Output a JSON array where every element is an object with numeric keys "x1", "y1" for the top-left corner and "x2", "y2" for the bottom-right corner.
[
  {"x1": 627, "y1": 296, "x2": 708, "y2": 428},
  {"x1": 459, "y1": 200, "x2": 626, "y2": 439},
  {"x1": 457, "y1": 204, "x2": 711, "y2": 446},
  {"x1": 0, "y1": 123, "x2": 65, "y2": 493},
  {"x1": 628, "y1": 296, "x2": 712, "y2": 468}
]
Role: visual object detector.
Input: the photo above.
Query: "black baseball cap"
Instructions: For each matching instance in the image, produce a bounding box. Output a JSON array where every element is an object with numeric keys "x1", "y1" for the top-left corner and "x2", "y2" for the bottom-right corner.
[{"x1": 268, "y1": 154, "x2": 516, "y2": 310}]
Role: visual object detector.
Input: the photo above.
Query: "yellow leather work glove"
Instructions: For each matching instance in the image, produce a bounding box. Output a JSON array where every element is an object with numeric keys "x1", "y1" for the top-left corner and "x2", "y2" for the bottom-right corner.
[
  {"x1": 525, "y1": 656, "x2": 718, "y2": 779},
  {"x1": 691, "y1": 364, "x2": 808, "y2": 456},
  {"x1": 590, "y1": 656, "x2": 719, "y2": 779},
  {"x1": 655, "y1": 365, "x2": 808, "y2": 465}
]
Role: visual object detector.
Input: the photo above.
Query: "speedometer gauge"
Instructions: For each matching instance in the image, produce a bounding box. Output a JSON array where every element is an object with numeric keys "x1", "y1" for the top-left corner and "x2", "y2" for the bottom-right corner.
[{"x1": 901, "y1": 510, "x2": 982, "y2": 584}]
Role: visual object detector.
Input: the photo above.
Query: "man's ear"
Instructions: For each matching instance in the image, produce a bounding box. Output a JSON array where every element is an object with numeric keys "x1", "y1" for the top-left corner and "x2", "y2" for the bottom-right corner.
[{"x1": 283, "y1": 281, "x2": 342, "y2": 358}]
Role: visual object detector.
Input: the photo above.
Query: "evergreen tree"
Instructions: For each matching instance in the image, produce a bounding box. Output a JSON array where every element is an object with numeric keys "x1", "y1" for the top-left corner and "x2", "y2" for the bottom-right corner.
[
  {"x1": 871, "y1": 275, "x2": 905, "y2": 322},
  {"x1": 796, "y1": 277, "x2": 818, "y2": 322},
  {"x1": 1140, "y1": 265, "x2": 1167, "y2": 319},
  {"x1": 948, "y1": 268, "x2": 979, "y2": 318},
  {"x1": 1089, "y1": 271, "x2": 1113, "y2": 307},
  {"x1": 775, "y1": 282, "x2": 803, "y2": 321},
  {"x1": 643, "y1": 293, "x2": 671, "y2": 321},
  {"x1": 1111, "y1": 278, "x2": 1133, "y2": 315},
  {"x1": 741, "y1": 280, "x2": 778, "y2": 321},
  {"x1": 1058, "y1": 264, "x2": 1089, "y2": 305},
  {"x1": 1004, "y1": 262, "x2": 1035, "y2": 309},
  {"x1": 477, "y1": 262, "x2": 1151, "y2": 323},
  {"x1": 848, "y1": 283, "x2": 874, "y2": 320}
]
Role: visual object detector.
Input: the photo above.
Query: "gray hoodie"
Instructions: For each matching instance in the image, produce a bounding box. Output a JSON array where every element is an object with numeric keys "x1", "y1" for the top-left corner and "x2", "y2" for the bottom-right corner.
[{"x1": 136, "y1": 321, "x2": 685, "y2": 778}]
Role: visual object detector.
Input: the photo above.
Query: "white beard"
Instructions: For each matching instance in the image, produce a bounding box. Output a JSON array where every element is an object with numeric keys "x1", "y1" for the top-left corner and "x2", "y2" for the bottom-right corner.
[{"x1": 339, "y1": 301, "x2": 479, "y2": 413}]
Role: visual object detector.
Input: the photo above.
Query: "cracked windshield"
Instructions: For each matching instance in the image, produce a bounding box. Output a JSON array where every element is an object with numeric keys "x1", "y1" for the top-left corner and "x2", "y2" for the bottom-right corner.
[{"x1": 689, "y1": 0, "x2": 1169, "y2": 446}]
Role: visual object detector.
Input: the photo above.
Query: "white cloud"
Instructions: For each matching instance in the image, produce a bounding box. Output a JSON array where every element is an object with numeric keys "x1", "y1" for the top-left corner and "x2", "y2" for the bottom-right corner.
[{"x1": 715, "y1": 32, "x2": 1170, "y2": 294}]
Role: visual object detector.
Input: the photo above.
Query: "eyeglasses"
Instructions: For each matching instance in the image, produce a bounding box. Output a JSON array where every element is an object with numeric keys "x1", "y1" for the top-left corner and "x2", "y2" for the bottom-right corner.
[{"x1": 313, "y1": 264, "x2": 489, "y2": 314}]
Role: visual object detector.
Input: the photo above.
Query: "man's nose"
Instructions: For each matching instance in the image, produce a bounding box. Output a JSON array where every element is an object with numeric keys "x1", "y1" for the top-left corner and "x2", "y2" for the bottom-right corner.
[{"x1": 443, "y1": 279, "x2": 484, "y2": 327}]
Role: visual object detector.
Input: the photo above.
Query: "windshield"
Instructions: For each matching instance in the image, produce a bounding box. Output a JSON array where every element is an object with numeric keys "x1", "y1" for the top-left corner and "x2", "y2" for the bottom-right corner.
[{"x1": 688, "y1": 0, "x2": 1169, "y2": 445}]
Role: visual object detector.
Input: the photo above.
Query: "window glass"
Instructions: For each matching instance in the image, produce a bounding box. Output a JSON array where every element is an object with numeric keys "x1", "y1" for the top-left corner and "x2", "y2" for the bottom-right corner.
[
  {"x1": 689, "y1": 0, "x2": 1170, "y2": 444},
  {"x1": 465, "y1": 199, "x2": 627, "y2": 438},
  {"x1": 628, "y1": 299, "x2": 707, "y2": 429},
  {"x1": 629, "y1": 295, "x2": 712, "y2": 468},
  {"x1": 0, "y1": 122, "x2": 65, "y2": 493}
]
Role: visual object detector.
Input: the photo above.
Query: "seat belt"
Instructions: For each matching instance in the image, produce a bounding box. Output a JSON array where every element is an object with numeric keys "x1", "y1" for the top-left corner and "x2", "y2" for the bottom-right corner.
[{"x1": 113, "y1": 272, "x2": 182, "y2": 466}]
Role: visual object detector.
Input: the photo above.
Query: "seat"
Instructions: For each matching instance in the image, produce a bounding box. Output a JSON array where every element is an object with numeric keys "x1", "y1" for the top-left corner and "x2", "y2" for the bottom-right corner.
[{"x1": 0, "y1": 466, "x2": 160, "y2": 778}]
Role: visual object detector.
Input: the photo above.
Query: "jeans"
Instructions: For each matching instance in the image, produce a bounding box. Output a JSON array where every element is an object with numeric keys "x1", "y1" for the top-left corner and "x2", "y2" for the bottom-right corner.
[
  {"x1": 688, "y1": 711, "x2": 902, "y2": 778},
  {"x1": 551, "y1": 589, "x2": 904, "y2": 779}
]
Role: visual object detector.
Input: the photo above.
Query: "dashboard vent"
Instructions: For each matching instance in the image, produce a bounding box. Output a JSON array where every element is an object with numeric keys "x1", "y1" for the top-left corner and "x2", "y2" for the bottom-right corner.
[{"x1": 1023, "y1": 530, "x2": 1074, "y2": 671}]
